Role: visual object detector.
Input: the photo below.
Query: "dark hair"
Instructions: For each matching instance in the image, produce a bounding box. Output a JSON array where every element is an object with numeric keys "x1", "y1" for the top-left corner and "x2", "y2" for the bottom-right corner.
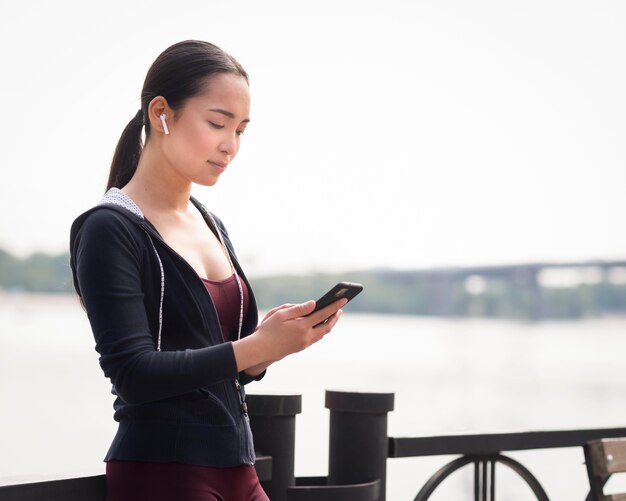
[{"x1": 106, "y1": 40, "x2": 249, "y2": 191}]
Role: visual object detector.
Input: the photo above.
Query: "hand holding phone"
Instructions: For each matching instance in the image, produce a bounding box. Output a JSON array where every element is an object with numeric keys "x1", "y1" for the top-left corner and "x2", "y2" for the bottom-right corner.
[{"x1": 306, "y1": 282, "x2": 363, "y2": 326}]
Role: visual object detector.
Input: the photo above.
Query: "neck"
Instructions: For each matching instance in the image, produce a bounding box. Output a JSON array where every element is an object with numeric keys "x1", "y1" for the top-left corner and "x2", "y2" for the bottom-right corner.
[{"x1": 122, "y1": 142, "x2": 192, "y2": 213}]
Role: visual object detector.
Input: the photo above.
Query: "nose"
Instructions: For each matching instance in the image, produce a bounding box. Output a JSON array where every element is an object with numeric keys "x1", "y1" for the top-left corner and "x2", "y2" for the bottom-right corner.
[{"x1": 219, "y1": 133, "x2": 238, "y2": 156}]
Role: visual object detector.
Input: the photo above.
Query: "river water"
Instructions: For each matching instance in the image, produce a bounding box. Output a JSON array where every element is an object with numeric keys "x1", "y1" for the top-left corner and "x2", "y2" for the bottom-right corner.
[{"x1": 2, "y1": 293, "x2": 626, "y2": 499}]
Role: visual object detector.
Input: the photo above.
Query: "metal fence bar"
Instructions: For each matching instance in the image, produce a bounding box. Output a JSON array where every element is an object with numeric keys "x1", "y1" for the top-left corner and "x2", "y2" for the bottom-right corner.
[
  {"x1": 474, "y1": 460, "x2": 480, "y2": 501},
  {"x1": 0, "y1": 475, "x2": 105, "y2": 501},
  {"x1": 389, "y1": 427, "x2": 626, "y2": 458},
  {"x1": 490, "y1": 459, "x2": 495, "y2": 501}
]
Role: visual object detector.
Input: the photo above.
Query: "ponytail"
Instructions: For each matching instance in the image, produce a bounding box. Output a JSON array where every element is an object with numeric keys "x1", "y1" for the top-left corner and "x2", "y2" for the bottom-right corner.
[{"x1": 106, "y1": 109, "x2": 144, "y2": 192}]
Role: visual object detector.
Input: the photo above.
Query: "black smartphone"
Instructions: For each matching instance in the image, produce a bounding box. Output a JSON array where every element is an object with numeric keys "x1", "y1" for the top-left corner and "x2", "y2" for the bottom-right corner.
[{"x1": 307, "y1": 282, "x2": 364, "y2": 324}]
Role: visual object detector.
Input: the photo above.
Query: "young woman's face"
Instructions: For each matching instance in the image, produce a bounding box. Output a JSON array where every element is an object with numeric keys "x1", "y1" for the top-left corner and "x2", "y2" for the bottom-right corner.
[{"x1": 162, "y1": 73, "x2": 251, "y2": 186}]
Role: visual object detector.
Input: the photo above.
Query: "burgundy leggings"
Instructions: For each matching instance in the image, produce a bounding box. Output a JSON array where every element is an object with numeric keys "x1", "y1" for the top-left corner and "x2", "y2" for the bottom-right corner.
[{"x1": 106, "y1": 460, "x2": 269, "y2": 501}]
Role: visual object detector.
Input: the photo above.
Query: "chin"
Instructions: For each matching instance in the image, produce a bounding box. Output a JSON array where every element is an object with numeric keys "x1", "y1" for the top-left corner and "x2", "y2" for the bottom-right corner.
[{"x1": 196, "y1": 177, "x2": 220, "y2": 187}]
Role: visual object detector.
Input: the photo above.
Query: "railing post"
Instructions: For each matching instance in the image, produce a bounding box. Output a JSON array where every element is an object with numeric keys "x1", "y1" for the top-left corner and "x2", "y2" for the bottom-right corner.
[
  {"x1": 325, "y1": 390, "x2": 395, "y2": 501},
  {"x1": 247, "y1": 394, "x2": 302, "y2": 501}
]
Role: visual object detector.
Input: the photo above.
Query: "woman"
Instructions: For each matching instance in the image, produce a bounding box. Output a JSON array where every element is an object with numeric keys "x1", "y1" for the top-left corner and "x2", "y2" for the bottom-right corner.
[{"x1": 69, "y1": 40, "x2": 346, "y2": 501}]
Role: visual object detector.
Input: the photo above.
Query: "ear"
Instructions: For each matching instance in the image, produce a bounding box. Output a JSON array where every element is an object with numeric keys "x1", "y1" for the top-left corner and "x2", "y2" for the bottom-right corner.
[{"x1": 147, "y1": 96, "x2": 172, "y2": 135}]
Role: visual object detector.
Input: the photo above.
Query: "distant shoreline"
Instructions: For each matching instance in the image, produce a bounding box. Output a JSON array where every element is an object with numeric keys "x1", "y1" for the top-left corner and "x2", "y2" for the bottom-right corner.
[
  {"x1": 2, "y1": 250, "x2": 626, "y2": 320},
  {"x1": 2, "y1": 289, "x2": 626, "y2": 324}
]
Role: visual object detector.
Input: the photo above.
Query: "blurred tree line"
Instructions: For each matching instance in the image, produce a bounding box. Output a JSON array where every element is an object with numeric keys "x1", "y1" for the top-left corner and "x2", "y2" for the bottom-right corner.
[
  {"x1": 251, "y1": 269, "x2": 626, "y2": 320},
  {"x1": 0, "y1": 248, "x2": 73, "y2": 294},
  {"x1": 1, "y1": 248, "x2": 625, "y2": 320}
]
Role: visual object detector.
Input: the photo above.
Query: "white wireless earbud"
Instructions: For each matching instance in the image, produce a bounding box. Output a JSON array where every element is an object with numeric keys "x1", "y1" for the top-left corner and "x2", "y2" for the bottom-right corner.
[{"x1": 159, "y1": 113, "x2": 170, "y2": 135}]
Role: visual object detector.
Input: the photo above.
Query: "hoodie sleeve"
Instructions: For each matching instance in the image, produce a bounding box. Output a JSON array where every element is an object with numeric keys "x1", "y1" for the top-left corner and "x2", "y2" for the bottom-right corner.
[{"x1": 70, "y1": 209, "x2": 239, "y2": 405}]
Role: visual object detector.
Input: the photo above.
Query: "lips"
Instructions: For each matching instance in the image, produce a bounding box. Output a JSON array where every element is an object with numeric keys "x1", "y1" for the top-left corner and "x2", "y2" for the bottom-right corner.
[{"x1": 208, "y1": 160, "x2": 227, "y2": 172}]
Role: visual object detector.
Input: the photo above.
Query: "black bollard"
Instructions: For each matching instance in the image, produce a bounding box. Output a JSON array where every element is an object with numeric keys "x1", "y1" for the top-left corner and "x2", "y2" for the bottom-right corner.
[
  {"x1": 247, "y1": 394, "x2": 302, "y2": 501},
  {"x1": 325, "y1": 390, "x2": 394, "y2": 501}
]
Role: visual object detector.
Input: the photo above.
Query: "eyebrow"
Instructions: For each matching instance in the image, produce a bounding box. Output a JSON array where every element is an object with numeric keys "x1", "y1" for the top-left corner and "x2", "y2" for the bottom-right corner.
[{"x1": 209, "y1": 108, "x2": 250, "y2": 123}]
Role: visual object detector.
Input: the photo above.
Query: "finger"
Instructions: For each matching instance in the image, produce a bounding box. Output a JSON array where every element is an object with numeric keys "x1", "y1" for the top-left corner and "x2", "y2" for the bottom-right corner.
[
  {"x1": 315, "y1": 309, "x2": 343, "y2": 332},
  {"x1": 305, "y1": 298, "x2": 348, "y2": 327},
  {"x1": 277, "y1": 300, "x2": 316, "y2": 320},
  {"x1": 269, "y1": 304, "x2": 295, "y2": 314},
  {"x1": 263, "y1": 303, "x2": 295, "y2": 320}
]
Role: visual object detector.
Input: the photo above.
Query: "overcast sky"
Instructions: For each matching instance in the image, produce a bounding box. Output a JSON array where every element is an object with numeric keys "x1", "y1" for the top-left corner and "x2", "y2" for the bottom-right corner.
[{"x1": 0, "y1": 0, "x2": 624, "y2": 276}]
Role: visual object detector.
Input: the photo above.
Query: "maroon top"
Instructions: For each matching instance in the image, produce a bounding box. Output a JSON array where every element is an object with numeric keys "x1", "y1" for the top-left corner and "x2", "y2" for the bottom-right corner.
[{"x1": 202, "y1": 274, "x2": 250, "y2": 342}]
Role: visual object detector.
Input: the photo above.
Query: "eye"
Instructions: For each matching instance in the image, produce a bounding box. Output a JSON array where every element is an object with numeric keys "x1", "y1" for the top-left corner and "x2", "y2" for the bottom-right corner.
[
  {"x1": 236, "y1": 130, "x2": 245, "y2": 137},
  {"x1": 208, "y1": 122, "x2": 224, "y2": 130}
]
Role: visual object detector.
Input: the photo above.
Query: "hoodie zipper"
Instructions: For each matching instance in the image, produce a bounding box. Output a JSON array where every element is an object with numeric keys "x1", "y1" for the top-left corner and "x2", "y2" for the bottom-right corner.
[{"x1": 234, "y1": 379, "x2": 254, "y2": 464}]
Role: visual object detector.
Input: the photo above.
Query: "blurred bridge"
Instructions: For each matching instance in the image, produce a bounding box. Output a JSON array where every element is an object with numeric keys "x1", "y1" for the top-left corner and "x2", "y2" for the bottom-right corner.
[{"x1": 364, "y1": 259, "x2": 626, "y2": 319}]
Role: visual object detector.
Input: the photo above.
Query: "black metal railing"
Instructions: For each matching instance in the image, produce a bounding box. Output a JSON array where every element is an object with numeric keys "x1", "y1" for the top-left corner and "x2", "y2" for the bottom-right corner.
[
  {"x1": 1, "y1": 391, "x2": 624, "y2": 500},
  {"x1": 390, "y1": 426, "x2": 626, "y2": 500}
]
